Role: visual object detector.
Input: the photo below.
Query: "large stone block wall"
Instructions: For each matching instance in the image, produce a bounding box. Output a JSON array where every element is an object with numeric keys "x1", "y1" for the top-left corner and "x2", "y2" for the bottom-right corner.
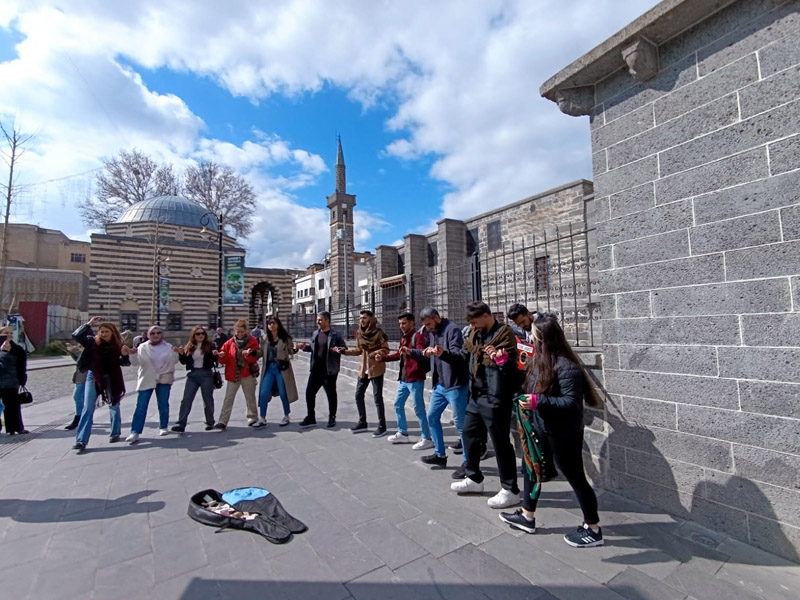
[{"x1": 587, "y1": 0, "x2": 800, "y2": 559}]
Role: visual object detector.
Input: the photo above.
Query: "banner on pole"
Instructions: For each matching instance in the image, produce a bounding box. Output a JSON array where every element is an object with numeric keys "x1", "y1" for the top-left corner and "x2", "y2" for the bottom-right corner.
[
  {"x1": 158, "y1": 277, "x2": 170, "y2": 314},
  {"x1": 223, "y1": 255, "x2": 245, "y2": 306}
]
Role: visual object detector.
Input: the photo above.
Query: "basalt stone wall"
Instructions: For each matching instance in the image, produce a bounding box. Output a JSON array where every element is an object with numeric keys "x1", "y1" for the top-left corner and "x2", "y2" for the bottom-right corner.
[{"x1": 544, "y1": 0, "x2": 800, "y2": 560}]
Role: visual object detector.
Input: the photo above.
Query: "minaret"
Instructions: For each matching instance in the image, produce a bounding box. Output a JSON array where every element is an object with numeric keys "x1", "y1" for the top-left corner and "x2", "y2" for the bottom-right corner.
[{"x1": 327, "y1": 136, "x2": 356, "y2": 317}]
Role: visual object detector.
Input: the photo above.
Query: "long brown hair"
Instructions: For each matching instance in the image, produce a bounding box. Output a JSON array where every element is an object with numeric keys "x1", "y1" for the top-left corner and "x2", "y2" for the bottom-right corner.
[
  {"x1": 95, "y1": 322, "x2": 123, "y2": 351},
  {"x1": 529, "y1": 312, "x2": 601, "y2": 408},
  {"x1": 185, "y1": 326, "x2": 213, "y2": 355}
]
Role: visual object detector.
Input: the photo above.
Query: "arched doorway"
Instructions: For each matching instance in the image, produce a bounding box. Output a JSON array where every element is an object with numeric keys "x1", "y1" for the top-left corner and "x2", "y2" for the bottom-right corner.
[{"x1": 249, "y1": 281, "x2": 280, "y2": 328}]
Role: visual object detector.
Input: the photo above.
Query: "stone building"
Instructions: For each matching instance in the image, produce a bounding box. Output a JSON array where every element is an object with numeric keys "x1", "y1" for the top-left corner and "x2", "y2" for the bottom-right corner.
[
  {"x1": 0, "y1": 223, "x2": 90, "y2": 312},
  {"x1": 542, "y1": 0, "x2": 800, "y2": 559},
  {"x1": 88, "y1": 196, "x2": 301, "y2": 340}
]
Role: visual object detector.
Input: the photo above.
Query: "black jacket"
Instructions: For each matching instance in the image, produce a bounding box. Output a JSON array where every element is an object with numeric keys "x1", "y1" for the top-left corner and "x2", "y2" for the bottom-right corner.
[
  {"x1": 409, "y1": 318, "x2": 467, "y2": 391},
  {"x1": 179, "y1": 350, "x2": 218, "y2": 371},
  {"x1": 0, "y1": 340, "x2": 27, "y2": 388},
  {"x1": 528, "y1": 355, "x2": 586, "y2": 435},
  {"x1": 302, "y1": 328, "x2": 346, "y2": 376},
  {"x1": 72, "y1": 323, "x2": 130, "y2": 373}
]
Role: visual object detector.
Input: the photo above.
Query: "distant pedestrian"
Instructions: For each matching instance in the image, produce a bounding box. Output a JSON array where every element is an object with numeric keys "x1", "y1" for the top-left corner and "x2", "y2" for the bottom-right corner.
[
  {"x1": 215, "y1": 319, "x2": 261, "y2": 429},
  {"x1": 250, "y1": 325, "x2": 264, "y2": 339},
  {"x1": 255, "y1": 317, "x2": 299, "y2": 428},
  {"x1": 297, "y1": 311, "x2": 346, "y2": 428},
  {"x1": 336, "y1": 310, "x2": 390, "y2": 437},
  {"x1": 172, "y1": 326, "x2": 218, "y2": 433},
  {"x1": 0, "y1": 325, "x2": 29, "y2": 435},
  {"x1": 213, "y1": 327, "x2": 229, "y2": 351},
  {"x1": 64, "y1": 342, "x2": 85, "y2": 430},
  {"x1": 500, "y1": 312, "x2": 604, "y2": 548},
  {"x1": 379, "y1": 312, "x2": 433, "y2": 449},
  {"x1": 133, "y1": 330, "x2": 149, "y2": 348},
  {"x1": 71, "y1": 317, "x2": 132, "y2": 452},
  {"x1": 126, "y1": 326, "x2": 180, "y2": 444}
]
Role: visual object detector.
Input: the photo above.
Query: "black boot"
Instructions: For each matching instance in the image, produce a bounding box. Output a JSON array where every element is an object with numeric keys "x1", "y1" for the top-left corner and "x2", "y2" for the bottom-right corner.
[{"x1": 64, "y1": 415, "x2": 80, "y2": 430}]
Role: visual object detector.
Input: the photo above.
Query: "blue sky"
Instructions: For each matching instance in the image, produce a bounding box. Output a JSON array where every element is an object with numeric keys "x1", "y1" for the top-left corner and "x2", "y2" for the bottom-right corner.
[{"x1": 0, "y1": 0, "x2": 659, "y2": 268}]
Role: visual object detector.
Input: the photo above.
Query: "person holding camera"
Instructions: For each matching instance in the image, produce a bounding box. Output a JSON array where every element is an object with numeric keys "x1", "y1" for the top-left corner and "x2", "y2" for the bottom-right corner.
[
  {"x1": 0, "y1": 325, "x2": 29, "y2": 435},
  {"x1": 215, "y1": 318, "x2": 262, "y2": 430},
  {"x1": 255, "y1": 317, "x2": 298, "y2": 428}
]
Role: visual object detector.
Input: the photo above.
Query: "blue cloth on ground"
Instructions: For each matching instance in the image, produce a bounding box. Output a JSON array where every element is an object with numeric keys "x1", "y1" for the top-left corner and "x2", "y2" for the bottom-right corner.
[{"x1": 222, "y1": 487, "x2": 270, "y2": 504}]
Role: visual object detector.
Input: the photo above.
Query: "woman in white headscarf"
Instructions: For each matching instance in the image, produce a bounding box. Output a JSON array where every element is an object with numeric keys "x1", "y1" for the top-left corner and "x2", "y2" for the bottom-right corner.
[{"x1": 126, "y1": 325, "x2": 180, "y2": 444}]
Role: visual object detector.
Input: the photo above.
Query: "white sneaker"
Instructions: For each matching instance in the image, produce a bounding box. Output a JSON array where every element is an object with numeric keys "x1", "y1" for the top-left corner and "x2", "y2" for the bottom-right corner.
[
  {"x1": 388, "y1": 432, "x2": 411, "y2": 444},
  {"x1": 279, "y1": 416, "x2": 290, "y2": 427},
  {"x1": 487, "y1": 488, "x2": 521, "y2": 509},
  {"x1": 412, "y1": 438, "x2": 434, "y2": 451},
  {"x1": 126, "y1": 433, "x2": 139, "y2": 444},
  {"x1": 450, "y1": 478, "x2": 484, "y2": 494},
  {"x1": 158, "y1": 429, "x2": 169, "y2": 436}
]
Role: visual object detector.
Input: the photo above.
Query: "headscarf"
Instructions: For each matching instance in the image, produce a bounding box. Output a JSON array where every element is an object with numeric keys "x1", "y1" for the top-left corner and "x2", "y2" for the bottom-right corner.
[
  {"x1": 147, "y1": 327, "x2": 175, "y2": 374},
  {"x1": 356, "y1": 314, "x2": 388, "y2": 353}
]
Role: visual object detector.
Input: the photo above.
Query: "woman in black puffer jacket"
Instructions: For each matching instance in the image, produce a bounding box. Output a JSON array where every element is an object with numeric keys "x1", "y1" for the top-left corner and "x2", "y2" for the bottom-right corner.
[{"x1": 499, "y1": 312, "x2": 604, "y2": 548}]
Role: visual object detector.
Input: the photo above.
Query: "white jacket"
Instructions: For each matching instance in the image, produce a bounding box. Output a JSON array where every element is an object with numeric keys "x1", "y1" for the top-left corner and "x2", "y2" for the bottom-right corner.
[{"x1": 129, "y1": 342, "x2": 180, "y2": 391}]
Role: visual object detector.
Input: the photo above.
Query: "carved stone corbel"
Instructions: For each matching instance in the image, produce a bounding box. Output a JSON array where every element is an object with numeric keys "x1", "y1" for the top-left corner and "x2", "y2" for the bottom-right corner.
[
  {"x1": 622, "y1": 37, "x2": 658, "y2": 82},
  {"x1": 555, "y1": 86, "x2": 594, "y2": 116}
]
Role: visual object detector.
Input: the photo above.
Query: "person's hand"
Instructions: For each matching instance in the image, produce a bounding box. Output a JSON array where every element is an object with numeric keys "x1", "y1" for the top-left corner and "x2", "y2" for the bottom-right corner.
[
  {"x1": 172, "y1": 345, "x2": 182, "y2": 353},
  {"x1": 331, "y1": 346, "x2": 342, "y2": 354},
  {"x1": 374, "y1": 353, "x2": 383, "y2": 362},
  {"x1": 249, "y1": 349, "x2": 259, "y2": 357},
  {"x1": 121, "y1": 345, "x2": 134, "y2": 356},
  {"x1": 212, "y1": 349, "x2": 219, "y2": 356},
  {"x1": 399, "y1": 346, "x2": 411, "y2": 356},
  {"x1": 517, "y1": 394, "x2": 536, "y2": 411},
  {"x1": 88, "y1": 316, "x2": 102, "y2": 326},
  {"x1": 1, "y1": 339, "x2": 10, "y2": 352},
  {"x1": 217, "y1": 351, "x2": 226, "y2": 360}
]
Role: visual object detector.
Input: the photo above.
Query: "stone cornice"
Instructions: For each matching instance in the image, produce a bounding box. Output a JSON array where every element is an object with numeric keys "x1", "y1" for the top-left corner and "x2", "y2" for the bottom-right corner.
[{"x1": 540, "y1": 0, "x2": 739, "y2": 115}]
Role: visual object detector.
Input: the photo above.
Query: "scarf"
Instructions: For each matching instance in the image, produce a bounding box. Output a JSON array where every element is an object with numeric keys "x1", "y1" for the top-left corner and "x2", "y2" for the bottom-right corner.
[
  {"x1": 234, "y1": 335, "x2": 250, "y2": 380},
  {"x1": 148, "y1": 339, "x2": 175, "y2": 374},
  {"x1": 90, "y1": 340, "x2": 126, "y2": 406},
  {"x1": 514, "y1": 399, "x2": 544, "y2": 502},
  {"x1": 463, "y1": 323, "x2": 517, "y2": 376},
  {"x1": 356, "y1": 315, "x2": 388, "y2": 353}
]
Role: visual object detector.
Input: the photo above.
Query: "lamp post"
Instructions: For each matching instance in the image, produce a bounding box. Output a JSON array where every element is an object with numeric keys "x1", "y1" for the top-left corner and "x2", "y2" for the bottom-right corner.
[
  {"x1": 151, "y1": 246, "x2": 172, "y2": 326},
  {"x1": 200, "y1": 212, "x2": 224, "y2": 330}
]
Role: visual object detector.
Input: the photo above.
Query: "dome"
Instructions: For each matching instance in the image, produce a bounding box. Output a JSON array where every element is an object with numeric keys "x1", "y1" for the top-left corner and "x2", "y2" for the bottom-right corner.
[{"x1": 116, "y1": 196, "x2": 218, "y2": 231}]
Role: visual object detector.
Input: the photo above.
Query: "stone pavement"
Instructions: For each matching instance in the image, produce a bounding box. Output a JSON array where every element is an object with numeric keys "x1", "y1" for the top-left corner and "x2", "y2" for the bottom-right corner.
[{"x1": 0, "y1": 358, "x2": 798, "y2": 600}]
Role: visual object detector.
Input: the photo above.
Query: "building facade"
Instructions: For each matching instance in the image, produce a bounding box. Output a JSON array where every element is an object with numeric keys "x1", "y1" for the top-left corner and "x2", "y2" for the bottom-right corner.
[{"x1": 542, "y1": 0, "x2": 800, "y2": 560}]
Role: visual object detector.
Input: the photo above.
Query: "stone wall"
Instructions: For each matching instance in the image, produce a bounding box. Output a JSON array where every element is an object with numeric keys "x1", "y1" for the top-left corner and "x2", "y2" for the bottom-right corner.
[{"x1": 542, "y1": 0, "x2": 800, "y2": 560}]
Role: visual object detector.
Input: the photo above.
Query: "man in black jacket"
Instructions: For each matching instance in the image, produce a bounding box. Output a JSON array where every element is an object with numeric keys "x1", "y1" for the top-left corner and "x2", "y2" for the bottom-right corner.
[
  {"x1": 446, "y1": 302, "x2": 521, "y2": 509},
  {"x1": 298, "y1": 312, "x2": 346, "y2": 428}
]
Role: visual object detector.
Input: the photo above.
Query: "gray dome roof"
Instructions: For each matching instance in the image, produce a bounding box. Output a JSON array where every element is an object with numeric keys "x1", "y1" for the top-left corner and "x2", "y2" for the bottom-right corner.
[{"x1": 116, "y1": 196, "x2": 218, "y2": 231}]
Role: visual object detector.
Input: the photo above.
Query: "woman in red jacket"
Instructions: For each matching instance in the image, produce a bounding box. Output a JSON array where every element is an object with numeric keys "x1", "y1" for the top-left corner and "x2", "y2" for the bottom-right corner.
[{"x1": 214, "y1": 318, "x2": 262, "y2": 430}]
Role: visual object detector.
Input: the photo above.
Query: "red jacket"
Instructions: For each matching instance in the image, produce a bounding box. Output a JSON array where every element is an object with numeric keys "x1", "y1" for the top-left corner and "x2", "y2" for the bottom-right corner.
[
  {"x1": 382, "y1": 328, "x2": 428, "y2": 383},
  {"x1": 218, "y1": 335, "x2": 261, "y2": 381}
]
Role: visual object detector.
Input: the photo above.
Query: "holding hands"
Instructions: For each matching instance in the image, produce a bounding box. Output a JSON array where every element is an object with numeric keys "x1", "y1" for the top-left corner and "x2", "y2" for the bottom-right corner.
[
  {"x1": 484, "y1": 344, "x2": 507, "y2": 364},
  {"x1": 422, "y1": 345, "x2": 443, "y2": 357},
  {"x1": 121, "y1": 345, "x2": 136, "y2": 356}
]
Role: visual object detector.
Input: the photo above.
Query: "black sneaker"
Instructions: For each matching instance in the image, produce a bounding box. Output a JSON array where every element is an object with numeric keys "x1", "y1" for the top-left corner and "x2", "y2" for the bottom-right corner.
[
  {"x1": 171, "y1": 425, "x2": 185, "y2": 433},
  {"x1": 108, "y1": 434, "x2": 120, "y2": 443},
  {"x1": 372, "y1": 425, "x2": 387, "y2": 438},
  {"x1": 451, "y1": 464, "x2": 467, "y2": 480},
  {"x1": 421, "y1": 453, "x2": 447, "y2": 469},
  {"x1": 205, "y1": 424, "x2": 214, "y2": 431},
  {"x1": 327, "y1": 416, "x2": 336, "y2": 428},
  {"x1": 214, "y1": 423, "x2": 227, "y2": 431},
  {"x1": 564, "y1": 524, "x2": 604, "y2": 548},
  {"x1": 72, "y1": 442, "x2": 86, "y2": 452},
  {"x1": 299, "y1": 416, "x2": 317, "y2": 428},
  {"x1": 350, "y1": 421, "x2": 368, "y2": 433},
  {"x1": 450, "y1": 440, "x2": 463, "y2": 454},
  {"x1": 499, "y1": 509, "x2": 536, "y2": 534}
]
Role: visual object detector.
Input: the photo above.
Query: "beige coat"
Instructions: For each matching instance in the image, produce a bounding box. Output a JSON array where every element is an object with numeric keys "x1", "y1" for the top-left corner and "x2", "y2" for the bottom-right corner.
[
  {"x1": 261, "y1": 335, "x2": 299, "y2": 403},
  {"x1": 343, "y1": 339, "x2": 390, "y2": 379}
]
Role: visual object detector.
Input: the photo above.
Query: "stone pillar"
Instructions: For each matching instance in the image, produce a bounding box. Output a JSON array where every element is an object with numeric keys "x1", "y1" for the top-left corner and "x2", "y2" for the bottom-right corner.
[
  {"x1": 404, "y1": 234, "x2": 428, "y2": 315},
  {"x1": 437, "y1": 219, "x2": 468, "y2": 320}
]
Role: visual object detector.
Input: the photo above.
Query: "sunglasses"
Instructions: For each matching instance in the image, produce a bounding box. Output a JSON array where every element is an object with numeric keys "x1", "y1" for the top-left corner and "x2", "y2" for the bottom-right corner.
[{"x1": 195, "y1": 332, "x2": 207, "y2": 336}]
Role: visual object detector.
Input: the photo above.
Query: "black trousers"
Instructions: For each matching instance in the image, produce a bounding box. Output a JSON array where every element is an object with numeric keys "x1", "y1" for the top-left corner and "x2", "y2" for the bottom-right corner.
[
  {"x1": 354, "y1": 375, "x2": 385, "y2": 426},
  {"x1": 522, "y1": 429, "x2": 599, "y2": 524},
  {"x1": 463, "y1": 397, "x2": 519, "y2": 493},
  {"x1": 305, "y1": 367, "x2": 338, "y2": 419},
  {"x1": 0, "y1": 387, "x2": 25, "y2": 433}
]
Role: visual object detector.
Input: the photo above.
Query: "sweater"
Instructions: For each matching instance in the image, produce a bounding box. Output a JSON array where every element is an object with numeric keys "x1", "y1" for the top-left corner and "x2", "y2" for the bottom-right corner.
[{"x1": 129, "y1": 342, "x2": 180, "y2": 391}]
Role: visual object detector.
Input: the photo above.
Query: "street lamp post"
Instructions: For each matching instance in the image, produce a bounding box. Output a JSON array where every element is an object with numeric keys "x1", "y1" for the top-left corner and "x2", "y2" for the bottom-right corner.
[
  {"x1": 200, "y1": 212, "x2": 224, "y2": 330},
  {"x1": 151, "y1": 246, "x2": 172, "y2": 326}
]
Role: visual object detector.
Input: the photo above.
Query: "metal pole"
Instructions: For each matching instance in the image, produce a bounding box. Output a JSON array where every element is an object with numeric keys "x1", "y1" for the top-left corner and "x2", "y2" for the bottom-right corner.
[
  {"x1": 569, "y1": 223, "x2": 580, "y2": 346},
  {"x1": 343, "y1": 211, "x2": 350, "y2": 334},
  {"x1": 217, "y1": 213, "x2": 223, "y2": 330}
]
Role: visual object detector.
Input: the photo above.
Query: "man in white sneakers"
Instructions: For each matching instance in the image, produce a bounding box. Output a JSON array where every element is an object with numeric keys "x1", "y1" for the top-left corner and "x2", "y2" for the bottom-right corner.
[{"x1": 377, "y1": 312, "x2": 433, "y2": 450}]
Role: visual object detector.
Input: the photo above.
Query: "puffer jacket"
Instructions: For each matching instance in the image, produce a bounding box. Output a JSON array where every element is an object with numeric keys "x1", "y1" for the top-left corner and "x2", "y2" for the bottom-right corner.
[{"x1": 528, "y1": 355, "x2": 586, "y2": 435}]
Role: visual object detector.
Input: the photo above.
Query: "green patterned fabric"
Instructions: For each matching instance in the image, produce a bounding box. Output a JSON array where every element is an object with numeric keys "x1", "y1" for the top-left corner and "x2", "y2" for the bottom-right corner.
[{"x1": 514, "y1": 396, "x2": 544, "y2": 502}]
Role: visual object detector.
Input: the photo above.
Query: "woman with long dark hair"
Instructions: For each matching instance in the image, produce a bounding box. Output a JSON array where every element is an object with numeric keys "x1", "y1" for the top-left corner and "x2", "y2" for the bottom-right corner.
[
  {"x1": 171, "y1": 326, "x2": 218, "y2": 433},
  {"x1": 499, "y1": 312, "x2": 604, "y2": 547},
  {"x1": 255, "y1": 317, "x2": 298, "y2": 428},
  {"x1": 0, "y1": 325, "x2": 29, "y2": 434},
  {"x1": 72, "y1": 317, "x2": 132, "y2": 452}
]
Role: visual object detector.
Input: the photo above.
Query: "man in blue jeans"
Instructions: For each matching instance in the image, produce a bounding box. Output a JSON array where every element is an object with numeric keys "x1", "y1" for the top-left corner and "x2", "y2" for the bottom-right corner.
[
  {"x1": 378, "y1": 312, "x2": 433, "y2": 450},
  {"x1": 404, "y1": 307, "x2": 468, "y2": 470}
]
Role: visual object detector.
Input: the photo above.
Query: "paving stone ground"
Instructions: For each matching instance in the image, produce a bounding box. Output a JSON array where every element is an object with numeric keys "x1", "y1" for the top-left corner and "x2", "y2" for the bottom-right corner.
[{"x1": 1, "y1": 357, "x2": 798, "y2": 600}]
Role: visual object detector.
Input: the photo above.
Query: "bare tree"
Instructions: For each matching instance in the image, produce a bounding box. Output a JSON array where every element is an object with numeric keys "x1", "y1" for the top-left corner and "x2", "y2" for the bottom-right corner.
[
  {"x1": 79, "y1": 148, "x2": 181, "y2": 227},
  {"x1": 184, "y1": 161, "x2": 257, "y2": 238},
  {"x1": 0, "y1": 121, "x2": 36, "y2": 311}
]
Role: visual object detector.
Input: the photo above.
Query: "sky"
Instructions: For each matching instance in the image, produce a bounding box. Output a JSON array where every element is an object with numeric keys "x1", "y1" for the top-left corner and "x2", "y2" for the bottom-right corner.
[{"x1": 0, "y1": 0, "x2": 659, "y2": 269}]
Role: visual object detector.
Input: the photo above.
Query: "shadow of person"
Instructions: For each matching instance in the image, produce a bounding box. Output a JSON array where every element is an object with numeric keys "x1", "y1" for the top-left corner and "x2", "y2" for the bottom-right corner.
[{"x1": 0, "y1": 490, "x2": 165, "y2": 523}]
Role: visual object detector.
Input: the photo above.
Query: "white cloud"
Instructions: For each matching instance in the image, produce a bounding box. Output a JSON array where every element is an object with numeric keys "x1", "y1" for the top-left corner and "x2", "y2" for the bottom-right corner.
[{"x1": 0, "y1": 0, "x2": 660, "y2": 264}]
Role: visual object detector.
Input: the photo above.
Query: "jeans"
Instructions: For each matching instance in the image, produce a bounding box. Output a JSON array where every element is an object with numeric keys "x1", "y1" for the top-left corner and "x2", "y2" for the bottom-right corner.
[
  {"x1": 176, "y1": 370, "x2": 215, "y2": 428},
  {"x1": 394, "y1": 380, "x2": 430, "y2": 438},
  {"x1": 76, "y1": 371, "x2": 122, "y2": 445},
  {"x1": 130, "y1": 384, "x2": 172, "y2": 434},
  {"x1": 354, "y1": 375, "x2": 385, "y2": 427},
  {"x1": 426, "y1": 384, "x2": 468, "y2": 457},
  {"x1": 259, "y1": 361, "x2": 290, "y2": 417},
  {"x1": 73, "y1": 382, "x2": 85, "y2": 416}
]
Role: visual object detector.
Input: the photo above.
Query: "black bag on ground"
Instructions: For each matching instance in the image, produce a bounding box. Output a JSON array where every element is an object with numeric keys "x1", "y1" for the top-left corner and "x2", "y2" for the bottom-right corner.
[{"x1": 188, "y1": 487, "x2": 307, "y2": 544}]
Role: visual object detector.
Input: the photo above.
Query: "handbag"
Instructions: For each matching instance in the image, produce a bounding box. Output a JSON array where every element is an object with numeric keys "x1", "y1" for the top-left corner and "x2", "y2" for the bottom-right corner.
[
  {"x1": 17, "y1": 385, "x2": 33, "y2": 404},
  {"x1": 212, "y1": 366, "x2": 223, "y2": 390},
  {"x1": 249, "y1": 361, "x2": 259, "y2": 378},
  {"x1": 277, "y1": 359, "x2": 290, "y2": 371}
]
